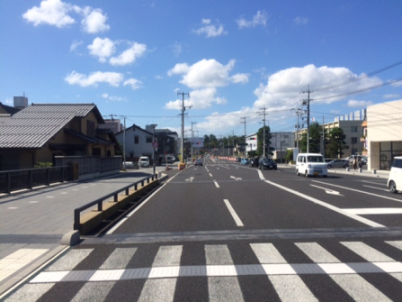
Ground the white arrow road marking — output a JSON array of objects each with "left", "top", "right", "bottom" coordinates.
[
  {"left": 310, "top": 184, "right": 342, "bottom": 196},
  {"left": 185, "top": 177, "right": 194, "bottom": 182},
  {"left": 230, "top": 176, "right": 242, "bottom": 181}
]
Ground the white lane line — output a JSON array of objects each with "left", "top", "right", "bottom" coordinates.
[
  {"left": 361, "top": 180, "right": 386, "bottom": 185},
  {"left": 106, "top": 183, "right": 167, "bottom": 234},
  {"left": 258, "top": 170, "right": 265, "bottom": 180},
  {"left": 217, "top": 165, "right": 229, "bottom": 169},
  {"left": 209, "top": 173, "right": 213, "bottom": 177},
  {"left": 214, "top": 181, "right": 220, "bottom": 188},
  {"left": 343, "top": 208, "right": 402, "bottom": 215},
  {"left": 362, "top": 185, "right": 388, "bottom": 192},
  {"left": 260, "top": 178, "right": 384, "bottom": 228},
  {"left": 312, "top": 180, "right": 402, "bottom": 203},
  {"left": 223, "top": 199, "right": 244, "bottom": 227}
]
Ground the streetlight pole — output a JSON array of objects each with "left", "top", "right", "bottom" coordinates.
[{"left": 151, "top": 124, "right": 157, "bottom": 175}]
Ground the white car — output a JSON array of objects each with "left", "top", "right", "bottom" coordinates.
[
  {"left": 138, "top": 156, "right": 150, "bottom": 167},
  {"left": 388, "top": 156, "right": 402, "bottom": 193},
  {"left": 296, "top": 153, "right": 328, "bottom": 177}
]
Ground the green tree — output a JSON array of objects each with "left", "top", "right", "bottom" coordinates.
[
  {"left": 300, "top": 122, "right": 322, "bottom": 153},
  {"left": 326, "top": 127, "right": 349, "bottom": 158}
]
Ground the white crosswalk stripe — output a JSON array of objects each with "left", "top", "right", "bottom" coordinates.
[
  {"left": 138, "top": 245, "right": 182, "bottom": 302},
  {"left": 3, "top": 240, "right": 402, "bottom": 301}
]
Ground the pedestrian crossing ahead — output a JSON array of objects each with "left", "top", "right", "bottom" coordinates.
[{"left": 4, "top": 239, "right": 402, "bottom": 301}]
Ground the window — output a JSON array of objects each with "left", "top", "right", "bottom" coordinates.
[
  {"left": 351, "top": 137, "right": 357, "bottom": 144},
  {"left": 146, "top": 137, "right": 152, "bottom": 143},
  {"left": 351, "top": 126, "right": 358, "bottom": 133},
  {"left": 134, "top": 136, "right": 139, "bottom": 144}
]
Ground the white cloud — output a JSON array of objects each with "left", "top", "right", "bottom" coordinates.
[
  {"left": 383, "top": 94, "right": 400, "bottom": 99},
  {"left": 347, "top": 100, "right": 372, "bottom": 107},
  {"left": 231, "top": 73, "right": 249, "bottom": 84},
  {"left": 196, "top": 108, "right": 255, "bottom": 133},
  {"left": 294, "top": 17, "right": 309, "bottom": 25},
  {"left": 88, "top": 37, "right": 116, "bottom": 62},
  {"left": 170, "top": 42, "right": 183, "bottom": 57},
  {"left": 22, "top": 0, "right": 110, "bottom": 33},
  {"left": 168, "top": 59, "right": 237, "bottom": 89},
  {"left": 102, "top": 93, "right": 125, "bottom": 102},
  {"left": 253, "top": 64, "right": 382, "bottom": 111},
  {"left": 70, "top": 40, "right": 83, "bottom": 51},
  {"left": 164, "top": 88, "right": 227, "bottom": 110},
  {"left": 109, "top": 43, "right": 147, "bottom": 66},
  {"left": 194, "top": 19, "right": 227, "bottom": 38},
  {"left": 123, "top": 78, "right": 142, "bottom": 90},
  {"left": 391, "top": 80, "right": 402, "bottom": 87},
  {"left": 4, "top": 98, "right": 12, "bottom": 105},
  {"left": 237, "top": 10, "right": 268, "bottom": 29},
  {"left": 64, "top": 71, "right": 123, "bottom": 87},
  {"left": 22, "top": 0, "right": 78, "bottom": 28},
  {"left": 80, "top": 7, "right": 110, "bottom": 33}
]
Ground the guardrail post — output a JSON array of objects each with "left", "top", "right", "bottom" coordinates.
[
  {"left": 7, "top": 173, "right": 11, "bottom": 194},
  {"left": 147, "top": 177, "right": 150, "bottom": 184},
  {"left": 98, "top": 201, "right": 103, "bottom": 211},
  {"left": 141, "top": 180, "right": 144, "bottom": 186},
  {"left": 114, "top": 193, "right": 118, "bottom": 202},
  {"left": 28, "top": 170, "right": 33, "bottom": 189},
  {"left": 135, "top": 183, "right": 138, "bottom": 190},
  {"left": 46, "top": 168, "right": 50, "bottom": 186},
  {"left": 74, "top": 209, "right": 80, "bottom": 230},
  {"left": 125, "top": 188, "right": 129, "bottom": 195}
]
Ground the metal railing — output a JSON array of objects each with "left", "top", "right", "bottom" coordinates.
[
  {"left": 55, "top": 156, "right": 122, "bottom": 175},
  {"left": 73, "top": 174, "right": 158, "bottom": 231},
  {"left": 0, "top": 166, "right": 71, "bottom": 194}
]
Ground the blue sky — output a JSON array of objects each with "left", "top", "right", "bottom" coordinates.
[{"left": 1, "top": 0, "right": 401, "bottom": 138}]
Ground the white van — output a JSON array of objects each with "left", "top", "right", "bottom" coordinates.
[
  {"left": 388, "top": 156, "right": 402, "bottom": 193},
  {"left": 138, "top": 156, "right": 150, "bottom": 167},
  {"left": 296, "top": 153, "right": 328, "bottom": 177}
]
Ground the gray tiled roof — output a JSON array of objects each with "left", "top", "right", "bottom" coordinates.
[{"left": 0, "top": 104, "right": 98, "bottom": 148}]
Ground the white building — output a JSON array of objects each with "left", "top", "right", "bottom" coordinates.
[
  {"left": 366, "top": 99, "right": 402, "bottom": 170},
  {"left": 115, "top": 124, "right": 154, "bottom": 161}
]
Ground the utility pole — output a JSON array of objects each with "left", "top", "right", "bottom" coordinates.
[
  {"left": 191, "top": 122, "right": 196, "bottom": 161},
  {"left": 302, "top": 86, "right": 313, "bottom": 153},
  {"left": 178, "top": 92, "right": 190, "bottom": 163},
  {"left": 322, "top": 116, "right": 325, "bottom": 157},
  {"left": 259, "top": 107, "right": 267, "bottom": 158},
  {"left": 123, "top": 116, "right": 126, "bottom": 169},
  {"left": 294, "top": 108, "right": 304, "bottom": 150},
  {"left": 240, "top": 117, "right": 247, "bottom": 157}
]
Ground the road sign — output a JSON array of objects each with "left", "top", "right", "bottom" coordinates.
[{"left": 152, "top": 141, "right": 158, "bottom": 148}]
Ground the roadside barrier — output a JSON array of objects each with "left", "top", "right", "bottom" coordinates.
[{"left": 73, "top": 174, "right": 159, "bottom": 235}]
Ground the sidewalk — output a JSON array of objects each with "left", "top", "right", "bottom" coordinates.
[{"left": 0, "top": 167, "right": 169, "bottom": 296}]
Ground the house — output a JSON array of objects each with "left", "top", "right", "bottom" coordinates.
[
  {"left": 0, "top": 103, "right": 118, "bottom": 170},
  {"left": 0, "top": 102, "right": 21, "bottom": 116},
  {"left": 115, "top": 124, "right": 155, "bottom": 163}
]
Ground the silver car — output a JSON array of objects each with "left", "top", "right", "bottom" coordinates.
[{"left": 327, "top": 159, "right": 349, "bottom": 169}]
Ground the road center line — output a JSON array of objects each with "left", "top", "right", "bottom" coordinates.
[
  {"left": 214, "top": 181, "right": 220, "bottom": 188},
  {"left": 209, "top": 173, "right": 213, "bottom": 177},
  {"left": 223, "top": 199, "right": 244, "bottom": 227}
]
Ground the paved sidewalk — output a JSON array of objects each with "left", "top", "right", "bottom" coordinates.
[{"left": 0, "top": 166, "right": 171, "bottom": 295}]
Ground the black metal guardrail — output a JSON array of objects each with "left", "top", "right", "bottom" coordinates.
[
  {"left": 0, "top": 166, "right": 71, "bottom": 194},
  {"left": 73, "top": 174, "right": 158, "bottom": 231}
]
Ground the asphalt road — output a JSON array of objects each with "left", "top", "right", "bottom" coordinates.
[{"left": 3, "top": 158, "right": 402, "bottom": 301}]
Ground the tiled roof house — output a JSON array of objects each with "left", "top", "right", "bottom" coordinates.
[{"left": 0, "top": 103, "right": 118, "bottom": 170}]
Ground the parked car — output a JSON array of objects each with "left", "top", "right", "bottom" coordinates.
[
  {"left": 240, "top": 158, "right": 250, "bottom": 165},
  {"left": 259, "top": 158, "right": 277, "bottom": 170},
  {"left": 195, "top": 158, "right": 203, "bottom": 166},
  {"left": 122, "top": 161, "right": 134, "bottom": 169},
  {"left": 296, "top": 153, "right": 328, "bottom": 177},
  {"left": 327, "top": 159, "right": 349, "bottom": 169},
  {"left": 249, "top": 157, "right": 259, "bottom": 168},
  {"left": 388, "top": 156, "right": 402, "bottom": 193}
]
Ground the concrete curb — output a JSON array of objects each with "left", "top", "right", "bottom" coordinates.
[{"left": 60, "top": 230, "right": 81, "bottom": 246}]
